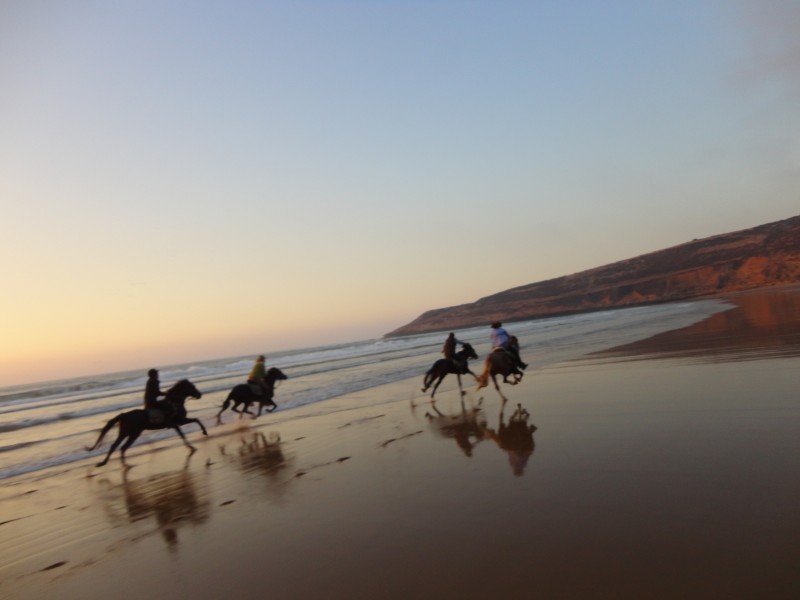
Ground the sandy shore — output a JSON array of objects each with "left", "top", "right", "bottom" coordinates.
[{"left": 2, "top": 288, "right": 799, "bottom": 599}]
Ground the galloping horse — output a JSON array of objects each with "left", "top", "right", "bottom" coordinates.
[
  {"left": 475, "top": 338, "right": 524, "bottom": 402},
  {"left": 217, "top": 367, "right": 288, "bottom": 421},
  {"left": 87, "top": 379, "right": 207, "bottom": 467},
  {"left": 421, "top": 343, "right": 479, "bottom": 400}
]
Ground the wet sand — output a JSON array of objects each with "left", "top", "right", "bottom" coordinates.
[{"left": 2, "top": 287, "right": 799, "bottom": 599}]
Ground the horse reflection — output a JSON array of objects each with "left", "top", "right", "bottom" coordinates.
[
  {"left": 425, "top": 401, "right": 487, "bottom": 457},
  {"left": 219, "top": 432, "right": 294, "bottom": 492},
  {"left": 483, "top": 403, "right": 537, "bottom": 476},
  {"left": 97, "top": 462, "right": 210, "bottom": 550}
]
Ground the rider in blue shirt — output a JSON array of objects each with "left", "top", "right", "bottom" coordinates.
[{"left": 490, "top": 322, "right": 527, "bottom": 370}]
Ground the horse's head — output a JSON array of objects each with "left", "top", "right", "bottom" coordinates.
[
  {"left": 462, "top": 343, "right": 479, "bottom": 361},
  {"left": 167, "top": 379, "right": 202, "bottom": 401},
  {"left": 267, "top": 367, "right": 288, "bottom": 382}
]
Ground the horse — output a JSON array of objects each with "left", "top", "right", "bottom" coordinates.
[
  {"left": 87, "top": 379, "right": 207, "bottom": 467},
  {"left": 216, "top": 367, "right": 288, "bottom": 421},
  {"left": 475, "top": 340, "right": 524, "bottom": 402},
  {"left": 421, "top": 343, "right": 479, "bottom": 400}
]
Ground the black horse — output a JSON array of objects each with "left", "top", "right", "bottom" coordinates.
[
  {"left": 421, "top": 343, "right": 479, "bottom": 400},
  {"left": 87, "top": 379, "right": 207, "bottom": 467},
  {"left": 217, "top": 367, "right": 288, "bottom": 421}
]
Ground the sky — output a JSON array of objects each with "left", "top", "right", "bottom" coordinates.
[{"left": 1, "top": 1, "right": 798, "bottom": 387}]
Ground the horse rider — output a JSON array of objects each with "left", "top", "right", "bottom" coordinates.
[
  {"left": 143, "top": 368, "right": 171, "bottom": 423},
  {"left": 442, "top": 332, "right": 466, "bottom": 367},
  {"left": 490, "top": 322, "right": 528, "bottom": 370},
  {"left": 248, "top": 355, "right": 270, "bottom": 395}
]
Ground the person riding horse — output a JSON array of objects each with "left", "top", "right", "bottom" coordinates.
[
  {"left": 442, "top": 332, "right": 466, "bottom": 366},
  {"left": 144, "top": 368, "right": 175, "bottom": 424},
  {"left": 490, "top": 322, "right": 527, "bottom": 370},
  {"left": 247, "top": 355, "right": 270, "bottom": 396},
  {"left": 421, "top": 342, "right": 479, "bottom": 399}
]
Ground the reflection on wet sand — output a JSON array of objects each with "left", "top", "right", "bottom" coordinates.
[
  {"left": 424, "top": 401, "right": 487, "bottom": 457},
  {"left": 95, "top": 461, "right": 210, "bottom": 550},
  {"left": 423, "top": 400, "right": 538, "bottom": 475},
  {"left": 217, "top": 432, "right": 295, "bottom": 498},
  {"left": 483, "top": 403, "right": 537, "bottom": 477},
  {"left": 590, "top": 287, "right": 800, "bottom": 363}
]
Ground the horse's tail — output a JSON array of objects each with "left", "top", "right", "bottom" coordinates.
[
  {"left": 476, "top": 358, "right": 491, "bottom": 390},
  {"left": 86, "top": 413, "right": 123, "bottom": 451},
  {"left": 422, "top": 367, "right": 435, "bottom": 390},
  {"left": 217, "top": 392, "right": 233, "bottom": 417}
]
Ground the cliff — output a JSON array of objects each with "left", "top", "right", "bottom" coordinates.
[{"left": 385, "top": 215, "right": 800, "bottom": 337}]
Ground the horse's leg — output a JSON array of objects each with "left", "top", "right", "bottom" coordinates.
[
  {"left": 491, "top": 374, "right": 508, "bottom": 403},
  {"left": 118, "top": 429, "right": 142, "bottom": 465},
  {"left": 178, "top": 417, "right": 208, "bottom": 436},
  {"left": 97, "top": 429, "right": 126, "bottom": 467},
  {"left": 430, "top": 374, "right": 446, "bottom": 400},
  {"left": 456, "top": 373, "right": 466, "bottom": 397},
  {"left": 171, "top": 425, "right": 196, "bottom": 452},
  {"left": 466, "top": 368, "right": 480, "bottom": 382},
  {"left": 508, "top": 369, "right": 523, "bottom": 385}
]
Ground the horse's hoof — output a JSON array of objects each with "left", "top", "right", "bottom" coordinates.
[
  {"left": 95, "top": 462, "right": 106, "bottom": 468},
  {"left": 188, "top": 446, "right": 197, "bottom": 454}
]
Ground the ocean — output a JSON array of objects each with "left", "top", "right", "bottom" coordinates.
[{"left": 0, "top": 299, "right": 729, "bottom": 481}]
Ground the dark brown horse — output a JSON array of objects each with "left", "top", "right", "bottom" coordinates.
[
  {"left": 421, "top": 343, "right": 479, "bottom": 400},
  {"left": 475, "top": 340, "right": 524, "bottom": 402},
  {"left": 216, "top": 367, "right": 287, "bottom": 421},
  {"left": 87, "top": 379, "right": 207, "bottom": 467}
]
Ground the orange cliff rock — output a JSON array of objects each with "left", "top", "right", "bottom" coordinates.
[{"left": 385, "top": 215, "right": 800, "bottom": 337}]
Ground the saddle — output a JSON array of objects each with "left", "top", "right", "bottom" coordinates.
[
  {"left": 146, "top": 401, "right": 176, "bottom": 425},
  {"left": 450, "top": 358, "right": 468, "bottom": 373},
  {"left": 146, "top": 408, "right": 167, "bottom": 425}
]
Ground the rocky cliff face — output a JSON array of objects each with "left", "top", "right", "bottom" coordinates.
[{"left": 386, "top": 215, "right": 800, "bottom": 337}]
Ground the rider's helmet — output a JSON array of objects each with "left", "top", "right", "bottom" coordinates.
[
  {"left": 491, "top": 321, "right": 502, "bottom": 329},
  {"left": 147, "top": 368, "right": 158, "bottom": 377}
]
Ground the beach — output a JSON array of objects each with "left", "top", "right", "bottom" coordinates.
[{"left": 1, "top": 287, "right": 799, "bottom": 599}]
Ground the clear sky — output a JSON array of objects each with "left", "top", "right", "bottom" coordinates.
[{"left": 1, "top": 1, "right": 798, "bottom": 387}]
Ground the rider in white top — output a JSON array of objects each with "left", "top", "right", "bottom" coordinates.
[
  {"left": 490, "top": 322, "right": 527, "bottom": 370},
  {"left": 491, "top": 324, "right": 511, "bottom": 349}
]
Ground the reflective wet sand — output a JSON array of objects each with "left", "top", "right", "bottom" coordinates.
[{"left": 2, "top": 287, "right": 799, "bottom": 599}]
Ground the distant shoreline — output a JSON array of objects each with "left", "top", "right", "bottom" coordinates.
[{"left": 385, "top": 281, "right": 800, "bottom": 338}]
